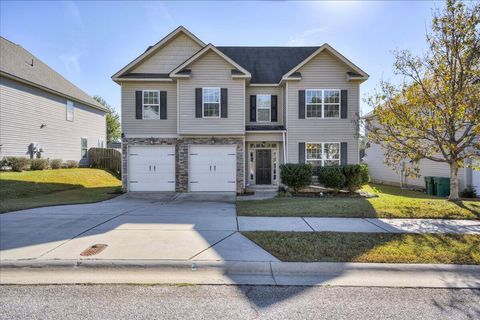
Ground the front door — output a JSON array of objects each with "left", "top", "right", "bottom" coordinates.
[{"left": 256, "top": 149, "right": 272, "bottom": 185}]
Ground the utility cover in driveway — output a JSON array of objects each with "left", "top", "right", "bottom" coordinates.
[
  {"left": 128, "top": 146, "right": 175, "bottom": 191},
  {"left": 189, "top": 145, "right": 236, "bottom": 192}
]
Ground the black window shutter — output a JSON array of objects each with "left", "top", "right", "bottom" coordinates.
[
  {"left": 298, "top": 90, "right": 305, "bottom": 119},
  {"left": 160, "top": 91, "right": 167, "bottom": 119},
  {"left": 341, "top": 142, "right": 348, "bottom": 165},
  {"left": 135, "top": 91, "right": 142, "bottom": 120},
  {"left": 221, "top": 88, "right": 228, "bottom": 118},
  {"left": 195, "top": 88, "right": 202, "bottom": 118},
  {"left": 341, "top": 90, "right": 348, "bottom": 119},
  {"left": 250, "top": 95, "right": 257, "bottom": 122},
  {"left": 298, "top": 142, "right": 306, "bottom": 164},
  {"left": 271, "top": 95, "right": 278, "bottom": 122}
]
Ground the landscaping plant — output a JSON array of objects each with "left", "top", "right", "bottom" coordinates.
[
  {"left": 3, "top": 157, "right": 30, "bottom": 172},
  {"left": 316, "top": 166, "right": 345, "bottom": 191},
  {"left": 64, "top": 160, "right": 79, "bottom": 168},
  {"left": 49, "top": 159, "right": 63, "bottom": 169},
  {"left": 279, "top": 163, "right": 313, "bottom": 193},
  {"left": 30, "top": 159, "right": 49, "bottom": 170}
]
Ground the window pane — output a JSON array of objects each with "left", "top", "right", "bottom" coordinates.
[
  {"left": 143, "top": 105, "right": 159, "bottom": 119},
  {"left": 204, "top": 103, "right": 219, "bottom": 117},
  {"left": 306, "top": 90, "right": 322, "bottom": 104},
  {"left": 203, "top": 88, "right": 220, "bottom": 103},
  {"left": 144, "top": 91, "right": 159, "bottom": 105},
  {"left": 324, "top": 90, "right": 339, "bottom": 103},
  {"left": 257, "top": 95, "right": 271, "bottom": 108},
  {"left": 307, "top": 104, "right": 322, "bottom": 117},
  {"left": 307, "top": 160, "right": 321, "bottom": 168},
  {"left": 258, "top": 108, "right": 270, "bottom": 122},
  {"left": 66, "top": 100, "right": 74, "bottom": 121},
  {"left": 306, "top": 143, "right": 321, "bottom": 160},
  {"left": 81, "top": 138, "right": 87, "bottom": 148},
  {"left": 324, "top": 143, "right": 339, "bottom": 159},
  {"left": 324, "top": 160, "right": 340, "bottom": 166},
  {"left": 324, "top": 104, "right": 339, "bottom": 118}
]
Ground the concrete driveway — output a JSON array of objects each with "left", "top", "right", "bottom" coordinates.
[{"left": 0, "top": 193, "right": 278, "bottom": 262}]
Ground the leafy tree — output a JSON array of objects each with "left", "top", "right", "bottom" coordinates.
[
  {"left": 366, "top": 0, "right": 480, "bottom": 201},
  {"left": 94, "top": 95, "right": 121, "bottom": 144}
]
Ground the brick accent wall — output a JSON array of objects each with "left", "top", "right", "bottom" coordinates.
[{"left": 122, "top": 136, "right": 244, "bottom": 193}]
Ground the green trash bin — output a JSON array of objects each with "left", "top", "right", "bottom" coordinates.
[
  {"left": 433, "top": 177, "right": 450, "bottom": 197},
  {"left": 424, "top": 176, "right": 435, "bottom": 195}
]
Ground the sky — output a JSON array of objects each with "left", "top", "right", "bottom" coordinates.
[{"left": 0, "top": 1, "right": 445, "bottom": 115}]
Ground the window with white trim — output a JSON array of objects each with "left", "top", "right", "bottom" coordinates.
[
  {"left": 306, "top": 89, "right": 340, "bottom": 118},
  {"left": 66, "top": 100, "right": 74, "bottom": 121},
  {"left": 143, "top": 90, "right": 160, "bottom": 120},
  {"left": 257, "top": 94, "right": 271, "bottom": 122},
  {"left": 202, "top": 88, "right": 220, "bottom": 118},
  {"left": 81, "top": 138, "right": 88, "bottom": 159},
  {"left": 306, "top": 143, "right": 340, "bottom": 167}
]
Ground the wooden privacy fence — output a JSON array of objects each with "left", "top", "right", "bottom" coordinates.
[{"left": 88, "top": 147, "right": 121, "bottom": 178}]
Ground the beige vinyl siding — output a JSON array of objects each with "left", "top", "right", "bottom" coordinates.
[
  {"left": 131, "top": 33, "right": 202, "bottom": 74},
  {"left": 245, "top": 86, "right": 284, "bottom": 126},
  {"left": 121, "top": 82, "right": 177, "bottom": 136},
  {"left": 364, "top": 142, "right": 467, "bottom": 190},
  {"left": 245, "top": 132, "right": 283, "bottom": 142},
  {"left": 0, "top": 76, "right": 106, "bottom": 163},
  {"left": 286, "top": 51, "right": 360, "bottom": 164},
  {"left": 178, "top": 50, "right": 245, "bottom": 135}
]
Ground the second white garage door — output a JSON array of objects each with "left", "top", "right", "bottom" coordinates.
[
  {"left": 128, "top": 145, "right": 175, "bottom": 191},
  {"left": 189, "top": 145, "right": 237, "bottom": 192}
]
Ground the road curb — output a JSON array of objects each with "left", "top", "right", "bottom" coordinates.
[{"left": 1, "top": 260, "right": 479, "bottom": 288}]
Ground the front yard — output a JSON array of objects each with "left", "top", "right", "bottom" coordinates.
[
  {"left": 0, "top": 168, "right": 122, "bottom": 213},
  {"left": 243, "top": 232, "right": 480, "bottom": 264},
  {"left": 237, "top": 184, "right": 480, "bottom": 219}
]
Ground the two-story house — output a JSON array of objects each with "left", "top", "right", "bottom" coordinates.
[{"left": 112, "top": 26, "right": 368, "bottom": 193}]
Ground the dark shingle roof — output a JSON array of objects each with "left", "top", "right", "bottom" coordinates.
[
  {"left": 0, "top": 37, "right": 106, "bottom": 111},
  {"left": 217, "top": 47, "right": 319, "bottom": 84}
]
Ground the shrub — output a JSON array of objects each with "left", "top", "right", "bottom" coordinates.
[
  {"left": 30, "top": 158, "right": 49, "bottom": 170},
  {"left": 280, "top": 163, "right": 313, "bottom": 193},
  {"left": 3, "top": 157, "right": 30, "bottom": 172},
  {"left": 64, "top": 160, "right": 79, "bottom": 168},
  {"left": 316, "top": 166, "right": 346, "bottom": 190},
  {"left": 359, "top": 163, "right": 370, "bottom": 185},
  {"left": 342, "top": 165, "right": 365, "bottom": 192},
  {"left": 461, "top": 186, "right": 477, "bottom": 198},
  {"left": 50, "top": 159, "right": 63, "bottom": 169}
]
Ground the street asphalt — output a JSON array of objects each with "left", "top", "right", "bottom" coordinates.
[{"left": 1, "top": 285, "right": 479, "bottom": 320}]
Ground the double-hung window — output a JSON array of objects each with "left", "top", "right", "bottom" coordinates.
[
  {"left": 143, "top": 90, "right": 160, "bottom": 120},
  {"left": 306, "top": 142, "right": 340, "bottom": 167},
  {"left": 81, "top": 138, "right": 88, "bottom": 159},
  {"left": 257, "top": 95, "right": 271, "bottom": 122},
  {"left": 305, "top": 89, "right": 340, "bottom": 118},
  {"left": 66, "top": 100, "right": 74, "bottom": 121},
  {"left": 202, "top": 88, "right": 220, "bottom": 118}
]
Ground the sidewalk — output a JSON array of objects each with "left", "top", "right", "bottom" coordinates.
[{"left": 238, "top": 217, "right": 480, "bottom": 234}]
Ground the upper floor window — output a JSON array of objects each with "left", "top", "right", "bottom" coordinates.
[
  {"left": 306, "top": 142, "right": 340, "bottom": 167},
  {"left": 306, "top": 89, "right": 340, "bottom": 118},
  {"left": 202, "top": 88, "right": 220, "bottom": 118},
  {"left": 66, "top": 100, "right": 74, "bottom": 121},
  {"left": 143, "top": 90, "right": 160, "bottom": 120},
  {"left": 81, "top": 138, "right": 88, "bottom": 159},
  {"left": 257, "top": 95, "right": 271, "bottom": 122}
]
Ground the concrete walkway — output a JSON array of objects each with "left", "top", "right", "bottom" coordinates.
[{"left": 238, "top": 217, "right": 480, "bottom": 234}]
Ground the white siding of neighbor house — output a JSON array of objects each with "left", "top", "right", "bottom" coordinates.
[
  {"left": 121, "top": 81, "right": 177, "bottom": 136},
  {"left": 178, "top": 50, "right": 245, "bottom": 135},
  {"left": 245, "top": 86, "right": 284, "bottom": 126},
  {"left": 0, "top": 76, "right": 106, "bottom": 163},
  {"left": 131, "top": 33, "right": 203, "bottom": 74},
  {"left": 286, "top": 51, "right": 360, "bottom": 164},
  {"left": 364, "top": 142, "right": 468, "bottom": 190}
]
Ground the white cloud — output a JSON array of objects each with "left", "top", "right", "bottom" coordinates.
[
  {"left": 287, "top": 27, "right": 327, "bottom": 46},
  {"left": 60, "top": 51, "right": 82, "bottom": 74}
]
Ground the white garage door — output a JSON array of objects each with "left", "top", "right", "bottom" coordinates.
[
  {"left": 128, "top": 146, "right": 175, "bottom": 191},
  {"left": 189, "top": 145, "right": 236, "bottom": 192}
]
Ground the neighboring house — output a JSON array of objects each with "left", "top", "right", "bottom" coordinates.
[
  {"left": 112, "top": 26, "right": 368, "bottom": 193},
  {"left": 364, "top": 112, "right": 480, "bottom": 195},
  {"left": 0, "top": 37, "right": 107, "bottom": 165}
]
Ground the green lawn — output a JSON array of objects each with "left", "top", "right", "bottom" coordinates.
[
  {"left": 0, "top": 168, "right": 122, "bottom": 213},
  {"left": 237, "top": 184, "right": 480, "bottom": 219},
  {"left": 243, "top": 231, "right": 480, "bottom": 264}
]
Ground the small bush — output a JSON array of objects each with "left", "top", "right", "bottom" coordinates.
[
  {"left": 461, "top": 186, "right": 477, "bottom": 198},
  {"left": 30, "top": 158, "right": 49, "bottom": 170},
  {"left": 359, "top": 163, "right": 370, "bottom": 185},
  {"left": 317, "top": 166, "right": 346, "bottom": 190},
  {"left": 64, "top": 160, "right": 79, "bottom": 168},
  {"left": 342, "top": 165, "right": 365, "bottom": 192},
  {"left": 3, "top": 157, "right": 30, "bottom": 172},
  {"left": 280, "top": 163, "right": 313, "bottom": 193},
  {"left": 50, "top": 159, "right": 63, "bottom": 169}
]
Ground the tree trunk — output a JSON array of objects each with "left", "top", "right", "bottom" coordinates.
[{"left": 449, "top": 162, "right": 460, "bottom": 201}]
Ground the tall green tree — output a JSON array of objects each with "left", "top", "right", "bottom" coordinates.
[
  {"left": 93, "top": 95, "right": 121, "bottom": 144},
  {"left": 366, "top": 0, "right": 480, "bottom": 201}
]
